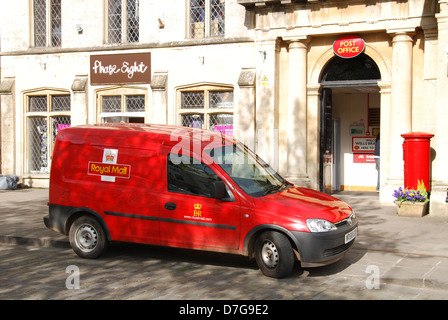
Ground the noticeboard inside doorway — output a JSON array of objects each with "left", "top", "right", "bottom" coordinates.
[{"left": 352, "top": 136, "right": 376, "bottom": 153}]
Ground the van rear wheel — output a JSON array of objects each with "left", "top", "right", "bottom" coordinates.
[
  {"left": 69, "top": 216, "right": 108, "bottom": 259},
  {"left": 254, "top": 231, "right": 294, "bottom": 278}
]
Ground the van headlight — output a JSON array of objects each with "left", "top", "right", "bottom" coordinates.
[{"left": 306, "top": 219, "right": 336, "bottom": 232}]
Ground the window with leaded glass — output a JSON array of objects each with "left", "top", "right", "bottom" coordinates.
[
  {"left": 26, "top": 93, "right": 71, "bottom": 174},
  {"left": 190, "top": 0, "right": 225, "bottom": 39},
  {"left": 99, "top": 92, "right": 146, "bottom": 123},
  {"left": 33, "top": 0, "right": 62, "bottom": 48},
  {"left": 126, "top": 95, "right": 146, "bottom": 112},
  {"left": 50, "top": 0, "right": 62, "bottom": 46},
  {"left": 179, "top": 87, "right": 233, "bottom": 136},
  {"left": 108, "top": 0, "right": 140, "bottom": 44},
  {"left": 102, "top": 96, "right": 122, "bottom": 113}
]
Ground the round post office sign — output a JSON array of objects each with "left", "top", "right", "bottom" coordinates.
[{"left": 333, "top": 35, "right": 365, "bottom": 59}]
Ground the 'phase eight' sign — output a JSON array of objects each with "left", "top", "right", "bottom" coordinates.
[{"left": 90, "top": 53, "right": 151, "bottom": 85}]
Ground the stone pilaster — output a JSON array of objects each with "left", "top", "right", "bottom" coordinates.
[
  {"left": 71, "top": 75, "right": 88, "bottom": 126},
  {"left": 236, "top": 68, "right": 256, "bottom": 151},
  {"left": 150, "top": 72, "right": 168, "bottom": 124},
  {"left": 0, "top": 78, "right": 15, "bottom": 175},
  {"left": 285, "top": 39, "right": 311, "bottom": 187}
]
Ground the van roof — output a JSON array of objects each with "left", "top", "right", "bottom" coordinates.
[{"left": 56, "top": 123, "right": 236, "bottom": 150}]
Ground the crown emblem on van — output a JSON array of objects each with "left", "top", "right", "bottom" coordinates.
[{"left": 194, "top": 203, "right": 202, "bottom": 210}]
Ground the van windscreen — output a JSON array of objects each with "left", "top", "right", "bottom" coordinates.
[{"left": 205, "top": 143, "right": 292, "bottom": 197}]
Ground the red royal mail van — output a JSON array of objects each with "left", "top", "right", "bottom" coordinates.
[{"left": 44, "top": 123, "right": 357, "bottom": 278}]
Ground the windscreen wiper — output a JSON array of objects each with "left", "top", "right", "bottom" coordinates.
[{"left": 263, "top": 181, "right": 288, "bottom": 195}]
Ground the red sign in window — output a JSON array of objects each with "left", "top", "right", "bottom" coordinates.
[{"left": 353, "top": 153, "right": 375, "bottom": 164}]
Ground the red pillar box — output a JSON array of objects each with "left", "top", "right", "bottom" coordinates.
[{"left": 401, "top": 132, "right": 434, "bottom": 191}]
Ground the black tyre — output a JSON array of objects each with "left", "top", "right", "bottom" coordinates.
[
  {"left": 69, "top": 215, "right": 109, "bottom": 259},
  {"left": 254, "top": 231, "right": 294, "bottom": 278}
]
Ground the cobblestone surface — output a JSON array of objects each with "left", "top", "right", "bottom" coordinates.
[
  {"left": 1, "top": 240, "right": 448, "bottom": 300},
  {"left": 1, "top": 189, "right": 448, "bottom": 302}
]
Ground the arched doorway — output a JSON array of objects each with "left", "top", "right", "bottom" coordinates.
[{"left": 319, "top": 53, "right": 381, "bottom": 193}]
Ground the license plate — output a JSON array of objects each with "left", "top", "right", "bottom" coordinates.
[{"left": 345, "top": 227, "right": 357, "bottom": 244}]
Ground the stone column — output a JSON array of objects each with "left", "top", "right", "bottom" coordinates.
[
  {"left": 387, "top": 30, "right": 415, "bottom": 186},
  {"left": 285, "top": 39, "right": 310, "bottom": 187}
]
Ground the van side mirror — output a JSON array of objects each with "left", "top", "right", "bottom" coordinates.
[{"left": 210, "top": 180, "right": 227, "bottom": 199}]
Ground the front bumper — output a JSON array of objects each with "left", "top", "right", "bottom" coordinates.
[{"left": 291, "top": 220, "right": 358, "bottom": 267}]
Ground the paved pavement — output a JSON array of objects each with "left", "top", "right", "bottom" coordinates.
[{"left": 1, "top": 188, "right": 448, "bottom": 302}]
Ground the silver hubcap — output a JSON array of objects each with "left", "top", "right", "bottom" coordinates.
[
  {"left": 261, "top": 240, "right": 279, "bottom": 269},
  {"left": 75, "top": 224, "right": 98, "bottom": 253}
]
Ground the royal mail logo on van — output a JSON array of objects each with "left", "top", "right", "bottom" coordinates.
[
  {"left": 194, "top": 203, "right": 203, "bottom": 217},
  {"left": 88, "top": 162, "right": 130, "bottom": 178},
  {"left": 87, "top": 148, "right": 131, "bottom": 182}
]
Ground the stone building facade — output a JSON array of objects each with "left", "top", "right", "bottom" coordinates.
[{"left": 1, "top": 0, "right": 448, "bottom": 216}]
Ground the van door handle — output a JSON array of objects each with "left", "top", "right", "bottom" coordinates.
[{"left": 165, "top": 202, "right": 176, "bottom": 210}]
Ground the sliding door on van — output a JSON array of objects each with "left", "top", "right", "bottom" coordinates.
[{"left": 159, "top": 147, "right": 241, "bottom": 250}]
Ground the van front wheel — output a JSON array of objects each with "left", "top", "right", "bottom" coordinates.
[
  {"left": 254, "top": 231, "right": 294, "bottom": 278},
  {"left": 69, "top": 216, "right": 108, "bottom": 259}
]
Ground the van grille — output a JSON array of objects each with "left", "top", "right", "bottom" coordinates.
[
  {"left": 334, "top": 214, "right": 355, "bottom": 228},
  {"left": 335, "top": 220, "right": 348, "bottom": 227},
  {"left": 323, "top": 240, "right": 354, "bottom": 257}
]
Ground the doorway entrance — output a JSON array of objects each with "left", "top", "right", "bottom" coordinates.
[{"left": 319, "top": 53, "right": 381, "bottom": 193}]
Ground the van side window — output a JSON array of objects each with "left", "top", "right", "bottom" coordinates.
[{"left": 167, "top": 154, "right": 221, "bottom": 197}]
